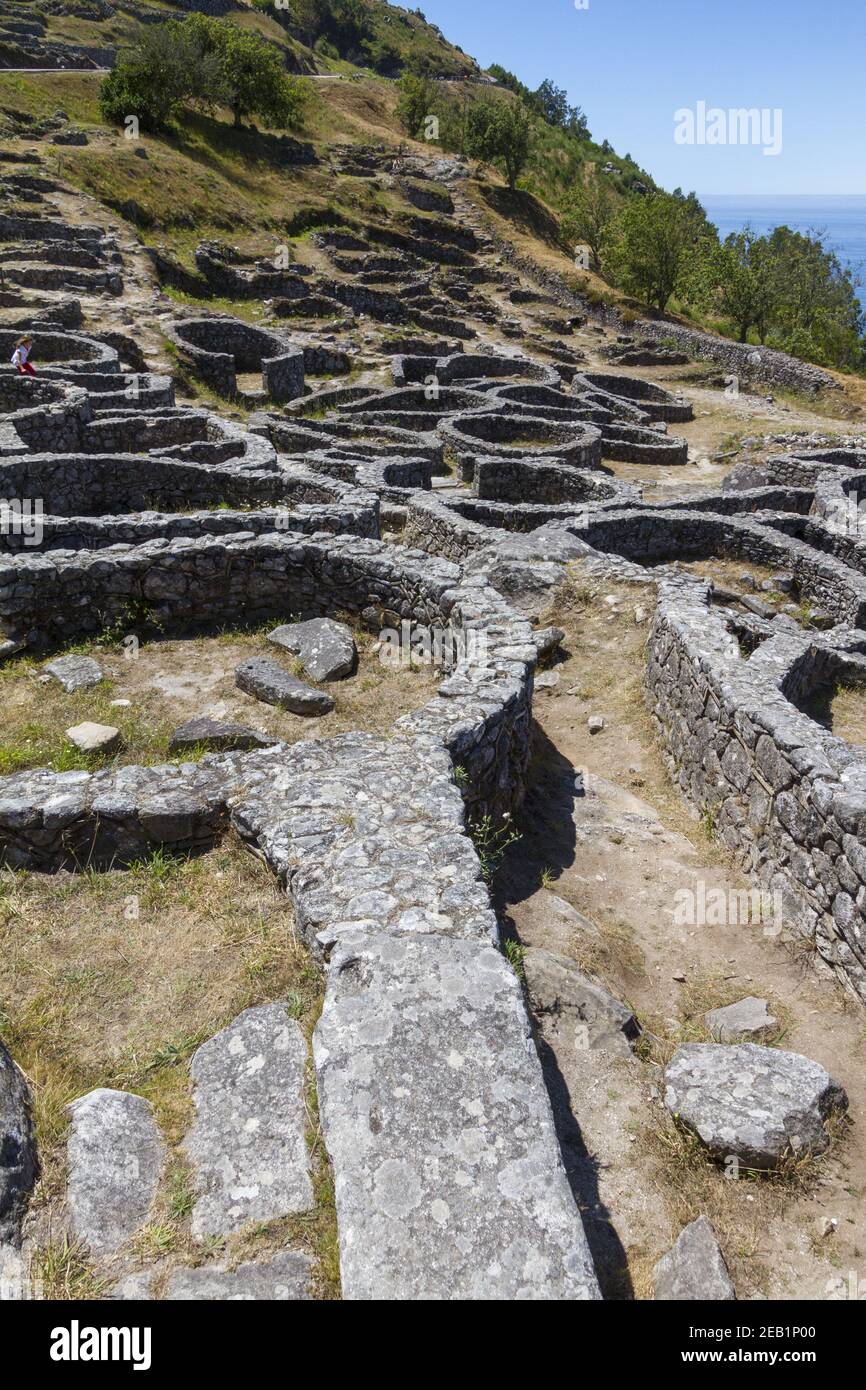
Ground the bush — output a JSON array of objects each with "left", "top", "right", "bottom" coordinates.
[{"left": 362, "top": 36, "right": 401, "bottom": 75}]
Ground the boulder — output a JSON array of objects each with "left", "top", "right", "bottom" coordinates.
[
  {"left": 168, "top": 718, "right": 279, "bottom": 754},
  {"left": 533, "top": 625, "right": 565, "bottom": 661},
  {"left": 43, "top": 656, "right": 104, "bottom": 693},
  {"left": 704, "top": 997, "right": 778, "bottom": 1043},
  {"left": 267, "top": 618, "right": 357, "bottom": 681},
  {"left": 0, "top": 1041, "right": 38, "bottom": 1246},
  {"left": 66, "top": 1089, "right": 166, "bottom": 1255},
  {"left": 64, "top": 722, "right": 121, "bottom": 754},
  {"left": 184, "top": 1005, "right": 313, "bottom": 1241},
  {"left": 235, "top": 658, "right": 334, "bottom": 716},
  {"left": 653, "top": 1216, "right": 735, "bottom": 1301},
  {"left": 663, "top": 1044, "right": 848, "bottom": 1170},
  {"left": 523, "top": 947, "right": 640, "bottom": 1055},
  {"left": 741, "top": 594, "right": 776, "bottom": 620}
]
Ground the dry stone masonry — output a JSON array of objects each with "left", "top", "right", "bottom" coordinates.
[{"left": 1, "top": 141, "right": 862, "bottom": 1303}]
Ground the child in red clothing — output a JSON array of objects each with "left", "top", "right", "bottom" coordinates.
[{"left": 11, "top": 336, "right": 35, "bottom": 376}]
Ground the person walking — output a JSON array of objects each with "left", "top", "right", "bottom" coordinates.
[{"left": 11, "top": 336, "right": 35, "bottom": 376}]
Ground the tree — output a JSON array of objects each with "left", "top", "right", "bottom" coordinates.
[
  {"left": 287, "top": 0, "right": 328, "bottom": 44},
  {"left": 705, "top": 228, "right": 778, "bottom": 342},
  {"left": 487, "top": 63, "right": 533, "bottom": 105},
  {"left": 395, "top": 71, "right": 435, "bottom": 139},
  {"left": 99, "top": 21, "right": 211, "bottom": 130},
  {"left": 534, "top": 78, "right": 569, "bottom": 128},
  {"left": 319, "top": 0, "right": 371, "bottom": 53},
  {"left": 763, "top": 226, "right": 864, "bottom": 367},
  {"left": 101, "top": 16, "right": 306, "bottom": 133},
  {"left": 565, "top": 104, "right": 590, "bottom": 139},
  {"left": 561, "top": 179, "right": 617, "bottom": 269},
  {"left": 465, "top": 96, "right": 530, "bottom": 188},
  {"left": 604, "top": 192, "right": 710, "bottom": 312},
  {"left": 222, "top": 25, "right": 305, "bottom": 128}
]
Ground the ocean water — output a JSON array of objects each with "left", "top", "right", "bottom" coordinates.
[{"left": 698, "top": 194, "right": 866, "bottom": 309}]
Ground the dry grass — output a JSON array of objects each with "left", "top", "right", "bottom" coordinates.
[
  {"left": 815, "top": 680, "right": 866, "bottom": 746},
  {"left": 0, "top": 832, "right": 340, "bottom": 1296},
  {"left": 637, "top": 969, "right": 792, "bottom": 1060},
  {"left": 0, "top": 622, "right": 438, "bottom": 776},
  {"left": 546, "top": 565, "right": 739, "bottom": 861},
  {"left": 640, "top": 1101, "right": 849, "bottom": 1297}
]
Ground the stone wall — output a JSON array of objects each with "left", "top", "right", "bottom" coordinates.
[
  {"left": 167, "top": 318, "right": 305, "bottom": 402},
  {"left": 645, "top": 579, "right": 866, "bottom": 1003},
  {"left": 0, "top": 531, "right": 532, "bottom": 814},
  {"left": 483, "top": 224, "right": 837, "bottom": 397},
  {"left": 572, "top": 507, "right": 866, "bottom": 627}
]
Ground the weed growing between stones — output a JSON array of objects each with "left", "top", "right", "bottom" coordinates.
[{"left": 469, "top": 811, "right": 521, "bottom": 883}]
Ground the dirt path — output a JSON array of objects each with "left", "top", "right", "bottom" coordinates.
[{"left": 498, "top": 573, "right": 866, "bottom": 1300}]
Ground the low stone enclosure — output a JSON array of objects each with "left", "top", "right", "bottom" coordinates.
[{"left": 166, "top": 318, "right": 306, "bottom": 404}]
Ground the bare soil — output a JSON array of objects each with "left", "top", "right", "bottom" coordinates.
[{"left": 499, "top": 572, "right": 866, "bottom": 1300}]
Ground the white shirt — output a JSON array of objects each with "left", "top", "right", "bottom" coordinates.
[{"left": 11, "top": 345, "right": 30, "bottom": 366}]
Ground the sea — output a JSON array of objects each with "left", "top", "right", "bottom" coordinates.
[{"left": 698, "top": 194, "right": 866, "bottom": 310}]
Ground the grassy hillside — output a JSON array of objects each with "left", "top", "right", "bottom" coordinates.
[
  {"left": 0, "top": 59, "right": 635, "bottom": 325},
  {"left": 17, "top": 0, "right": 651, "bottom": 213},
  {"left": 0, "top": 2, "right": 661, "bottom": 330}
]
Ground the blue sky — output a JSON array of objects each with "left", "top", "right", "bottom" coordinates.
[{"left": 413, "top": 0, "right": 866, "bottom": 195}]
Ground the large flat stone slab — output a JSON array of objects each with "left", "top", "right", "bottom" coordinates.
[
  {"left": 66, "top": 1089, "right": 166, "bottom": 1255},
  {"left": 268, "top": 618, "right": 357, "bottom": 681},
  {"left": 0, "top": 1041, "right": 38, "bottom": 1246},
  {"left": 185, "top": 1004, "right": 313, "bottom": 1241},
  {"left": 111, "top": 1251, "right": 312, "bottom": 1301},
  {"left": 168, "top": 718, "right": 279, "bottom": 754},
  {"left": 314, "top": 930, "right": 600, "bottom": 1300},
  {"left": 43, "top": 655, "right": 104, "bottom": 693},
  {"left": 235, "top": 658, "right": 334, "bottom": 716},
  {"left": 664, "top": 1043, "right": 848, "bottom": 1170},
  {"left": 704, "top": 997, "right": 778, "bottom": 1042},
  {"left": 166, "top": 1252, "right": 312, "bottom": 1300}
]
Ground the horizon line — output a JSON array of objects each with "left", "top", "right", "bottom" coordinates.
[{"left": 695, "top": 191, "right": 866, "bottom": 198}]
